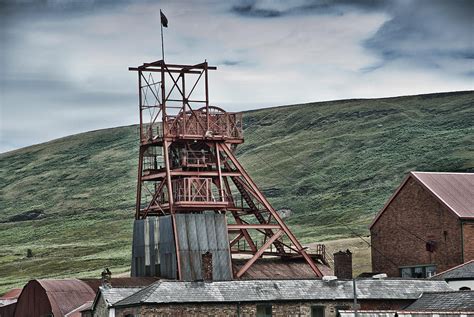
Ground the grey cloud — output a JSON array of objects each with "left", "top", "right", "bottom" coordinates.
[
  {"left": 2, "top": 73, "right": 135, "bottom": 113},
  {"left": 0, "top": 0, "right": 141, "bottom": 14},
  {"left": 363, "top": 0, "right": 474, "bottom": 74},
  {"left": 230, "top": 0, "right": 389, "bottom": 18},
  {"left": 219, "top": 59, "right": 243, "bottom": 66},
  {"left": 1, "top": 0, "right": 473, "bottom": 152},
  {"left": 230, "top": 0, "right": 474, "bottom": 78},
  {"left": 232, "top": 4, "right": 282, "bottom": 18}
]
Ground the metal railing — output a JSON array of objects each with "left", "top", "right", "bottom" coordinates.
[{"left": 164, "top": 110, "right": 243, "bottom": 139}]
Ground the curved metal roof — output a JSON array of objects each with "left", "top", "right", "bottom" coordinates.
[
  {"left": 37, "top": 279, "right": 96, "bottom": 317},
  {"left": 14, "top": 277, "right": 159, "bottom": 317},
  {"left": 14, "top": 279, "right": 96, "bottom": 317}
]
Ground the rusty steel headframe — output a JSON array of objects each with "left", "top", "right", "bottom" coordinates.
[{"left": 129, "top": 60, "right": 324, "bottom": 279}]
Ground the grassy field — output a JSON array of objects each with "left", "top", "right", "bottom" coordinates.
[{"left": 1, "top": 91, "right": 473, "bottom": 294}]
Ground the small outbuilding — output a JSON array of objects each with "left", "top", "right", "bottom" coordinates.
[
  {"left": 11, "top": 277, "right": 158, "bottom": 317},
  {"left": 431, "top": 260, "right": 474, "bottom": 290},
  {"left": 0, "top": 288, "right": 21, "bottom": 317},
  {"left": 370, "top": 172, "right": 474, "bottom": 277},
  {"left": 87, "top": 287, "right": 142, "bottom": 317},
  {"left": 404, "top": 290, "right": 474, "bottom": 312},
  {"left": 14, "top": 279, "right": 96, "bottom": 317}
]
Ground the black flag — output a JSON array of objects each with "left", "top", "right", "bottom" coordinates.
[{"left": 160, "top": 10, "right": 168, "bottom": 28}]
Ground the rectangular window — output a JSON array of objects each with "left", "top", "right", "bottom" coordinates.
[
  {"left": 400, "top": 267, "right": 412, "bottom": 277},
  {"left": 256, "top": 304, "right": 272, "bottom": 317},
  {"left": 399, "top": 265, "right": 436, "bottom": 278},
  {"left": 425, "top": 265, "right": 436, "bottom": 277},
  {"left": 311, "top": 306, "right": 325, "bottom": 317},
  {"left": 413, "top": 266, "right": 423, "bottom": 278}
]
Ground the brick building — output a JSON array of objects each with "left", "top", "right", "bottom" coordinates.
[{"left": 370, "top": 172, "right": 474, "bottom": 277}]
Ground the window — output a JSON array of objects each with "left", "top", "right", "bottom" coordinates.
[
  {"left": 311, "top": 306, "right": 325, "bottom": 317},
  {"left": 425, "top": 266, "right": 436, "bottom": 277},
  {"left": 400, "top": 267, "right": 412, "bottom": 277},
  {"left": 256, "top": 304, "right": 272, "bottom": 317},
  {"left": 399, "top": 265, "right": 436, "bottom": 278}
]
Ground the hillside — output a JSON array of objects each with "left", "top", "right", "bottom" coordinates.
[{"left": 1, "top": 91, "right": 473, "bottom": 293}]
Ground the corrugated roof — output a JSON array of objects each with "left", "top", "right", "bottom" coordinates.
[
  {"left": 431, "top": 260, "right": 474, "bottom": 280},
  {"left": 64, "top": 301, "right": 93, "bottom": 317},
  {"left": 412, "top": 172, "right": 474, "bottom": 219},
  {"left": 37, "top": 279, "right": 96, "bottom": 317},
  {"left": 114, "top": 279, "right": 451, "bottom": 307},
  {"left": 370, "top": 172, "right": 474, "bottom": 228},
  {"left": 0, "top": 288, "right": 22, "bottom": 300},
  {"left": 404, "top": 291, "right": 474, "bottom": 311}
]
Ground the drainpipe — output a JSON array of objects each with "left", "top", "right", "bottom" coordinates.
[
  {"left": 461, "top": 220, "right": 464, "bottom": 263},
  {"left": 352, "top": 278, "right": 358, "bottom": 317}
]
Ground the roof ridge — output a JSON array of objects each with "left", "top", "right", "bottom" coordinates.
[
  {"left": 142, "top": 281, "right": 161, "bottom": 302},
  {"left": 113, "top": 280, "right": 161, "bottom": 306},
  {"left": 411, "top": 171, "right": 474, "bottom": 175},
  {"left": 421, "top": 290, "right": 474, "bottom": 294}
]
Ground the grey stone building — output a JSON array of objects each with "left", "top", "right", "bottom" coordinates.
[{"left": 88, "top": 279, "right": 451, "bottom": 317}]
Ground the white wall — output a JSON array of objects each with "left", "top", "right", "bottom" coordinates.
[{"left": 447, "top": 279, "right": 474, "bottom": 290}]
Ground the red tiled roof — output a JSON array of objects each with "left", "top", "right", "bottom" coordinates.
[
  {"left": 80, "top": 277, "right": 159, "bottom": 292},
  {"left": 370, "top": 172, "right": 474, "bottom": 228},
  {"left": 233, "top": 258, "right": 333, "bottom": 279}
]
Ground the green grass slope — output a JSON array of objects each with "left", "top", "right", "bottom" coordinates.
[{"left": 1, "top": 91, "right": 473, "bottom": 293}]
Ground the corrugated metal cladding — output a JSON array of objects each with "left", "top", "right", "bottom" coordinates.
[
  {"left": 131, "top": 217, "right": 160, "bottom": 277},
  {"left": 159, "top": 215, "right": 177, "bottom": 279},
  {"left": 175, "top": 213, "right": 232, "bottom": 281},
  {"left": 132, "top": 214, "right": 232, "bottom": 281}
]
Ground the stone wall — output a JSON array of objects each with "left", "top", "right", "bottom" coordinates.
[
  {"left": 115, "top": 300, "right": 354, "bottom": 317},
  {"left": 93, "top": 294, "right": 109, "bottom": 317}
]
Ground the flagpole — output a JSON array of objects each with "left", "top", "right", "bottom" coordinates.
[{"left": 160, "top": 10, "right": 165, "bottom": 61}]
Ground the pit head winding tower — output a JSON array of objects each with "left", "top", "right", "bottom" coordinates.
[{"left": 129, "top": 60, "right": 326, "bottom": 280}]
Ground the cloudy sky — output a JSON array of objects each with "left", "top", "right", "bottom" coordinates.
[{"left": 1, "top": 0, "right": 473, "bottom": 152}]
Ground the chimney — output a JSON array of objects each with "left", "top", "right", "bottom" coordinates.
[
  {"left": 333, "top": 249, "right": 352, "bottom": 279},
  {"left": 202, "top": 251, "right": 213, "bottom": 280},
  {"left": 101, "top": 268, "right": 112, "bottom": 289}
]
